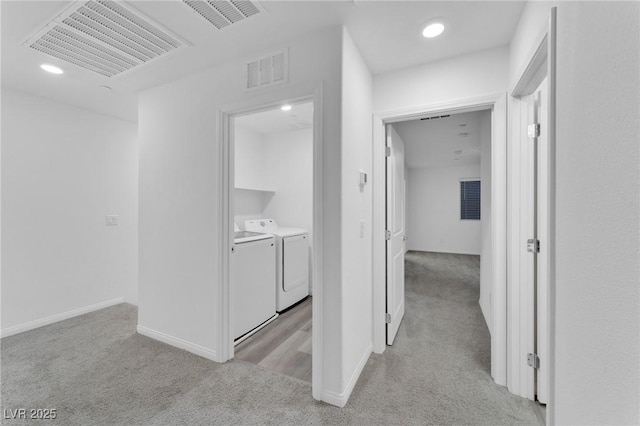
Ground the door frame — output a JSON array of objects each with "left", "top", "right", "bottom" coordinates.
[
  {"left": 508, "top": 7, "right": 556, "bottom": 417},
  {"left": 372, "top": 92, "right": 509, "bottom": 386},
  {"left": 217, "top": 82, "right": 324, "bottom": 401}
]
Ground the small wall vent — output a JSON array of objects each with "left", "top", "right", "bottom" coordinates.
[
  {"left": 23, "top": 1, "right": 188, "bottom": 78},
  {"left": 183, "top": 0, "right": 263, "bottom": 29},
  {"left": 244, "top": 49, "right": 288, "bottom": 91}
]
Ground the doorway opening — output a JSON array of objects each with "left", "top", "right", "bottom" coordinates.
[
  {"left": 231, "top": 100, "right": 314, "bottom": 383},
  {"left": 219, "top": 86, "right": 324, "bottom": 400},
  {"left": 372, "top": 93, "right": 508, "bottom": 385},
  {"left": 385, "top": 110, "right": 492, "bottom": 349}
]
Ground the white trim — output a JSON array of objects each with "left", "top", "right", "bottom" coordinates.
[
  {"left": 371, "top": 114, "right": 386, "bottom": 354},
  {"left": 218, "top": 81, "right": 324, "bottom": 401},
  {"left": 377, "top": 94, "right": 504, "bottom": 123},
  {"left": 1, "top": 297, "right": 124, "bottom": 339},
  {"left": 372, "top": 92, "right": 508, "bottom": 385},
  {"left": 137, "top": 325, "right": 218, "bottom": 362},
  {"left": 506, "top": 10, "right": 556, "bottom": 418},
  {"left": 322, "top": 343, "right": 373, "bottom": 407}
]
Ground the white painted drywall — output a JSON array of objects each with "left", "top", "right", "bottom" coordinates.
[
  {"left": 340, "top": 27, "right": 373, "bottom": 402},
  {"left": 262, "top": 128, "right": 313, "bottom": 238},
  {"left": 511, "top": 3, "right": 640, "bottom": 424},
  {"left": 479, "top": 110, "right": 492, "bottom": 332},
  {"left": 554, "top": 3, "right": 640, "bottom": 424},
  {"left": 138, "top": 27, "right": 345, "bottom": 401},
  {"left": 406, "top": 164, "right": 482, "bottom": 255},
  {"left": 373, "top": 46, "right": 509, "bottom": 114},
  {"left": 234, "top": 125, "right": 273, "bottom": 191},
  {"left": 1, "top": 88, "right": 138, "bottom": 336}
]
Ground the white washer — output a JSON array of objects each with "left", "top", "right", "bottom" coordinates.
[
  {"left": 233, "top": 227, "right": 277, "bottom": 341},
  {"left": 245, "top": 219, "right": 309, "bottom": 312}
]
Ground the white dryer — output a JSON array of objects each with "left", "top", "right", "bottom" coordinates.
[{"left": 245, "top": 219, "right": 309, "bottom": 312}]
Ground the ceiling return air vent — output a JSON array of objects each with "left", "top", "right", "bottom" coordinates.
[
  {"left": 23, "top": 1, "right": 188, "bottom": 78},
  {"left": 244, "top": 49, "right": 288, "bottom": 91},
  {"left": 183, "top": 0, "right": 263, "bottom": 29}
]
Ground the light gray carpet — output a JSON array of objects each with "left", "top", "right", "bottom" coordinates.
[{"left": 1, "top": 251, "right": 542, "bottom": 425}]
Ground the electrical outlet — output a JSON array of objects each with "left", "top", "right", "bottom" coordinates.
[{"left": 105, "top": 215, "right": 119, "bottom": 226}]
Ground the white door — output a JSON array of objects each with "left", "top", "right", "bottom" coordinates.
[
  {"left": 524, "top": 77, "right": 549, "bottom": 404},
  {"left": 386, "top": 125, "right": 406, "bottom": 345}
]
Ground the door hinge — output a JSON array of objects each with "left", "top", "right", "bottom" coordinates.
[
  {"left": 527, "top": 123, "right": 540, "bottom": 139},
  {"left": 385, "top": 230, "right": 391, "bottom": 240},
  {"left": 385, "top": 313, "right": 392, "bottom": 323},
  {"left": 527, "top": 353, "right": 540, "bottom": 369},
  {"left": 385, "top": 146, "right": 391, "bottom": 157},
  {"left": 526, "top": 238, "right": 540, "bottom": 253}
]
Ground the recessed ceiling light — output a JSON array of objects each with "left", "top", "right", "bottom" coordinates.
[
  {"left": 459, "top": 132, "right": 469, "bottom": 137},
  {"left": 458, "top": 123, "right": 467, "bottom": 127},
  {"left": 281, "top": 104, "right": 292, "bottom": 111},
  {"left": 454, "top": 150, "right": 463, "bottom": 155},
  {"left": 40, "top": 64, "right": 63, "bottom": 74},
  {"left": 422, "top": 22, "right": 445, "bottom": 38}
]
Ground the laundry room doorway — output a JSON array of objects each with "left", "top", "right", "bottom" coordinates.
[{"left": 220, "top": 94, "right": 321, "bottom": 397}]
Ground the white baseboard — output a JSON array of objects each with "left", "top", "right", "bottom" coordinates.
[
  {"left": 136, "top": 325, "right": 218, "bottom": 362},
  {"left": 479, "top": 298, "right": 493, "bottom": 335},
  {"left": 322, "top": 343, "right": 373, "bottom": 408},
  {"left": 1, "top": 297, "right": 124, "bottom": 339}
]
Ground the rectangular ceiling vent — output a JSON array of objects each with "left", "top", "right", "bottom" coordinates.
[
  {"left": 183, "top": 0, "right": 263, "bottom": 30},
  {"left": 23, "top": 1, "right": 188, "bottom": 78},
  {"left": 420, "top": 114, "right": 451, "bottom": 121},
  {"left": 244, "top": 49, "right": 288, "bottom": 91}
]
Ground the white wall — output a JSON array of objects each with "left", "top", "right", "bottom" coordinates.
[
  {"left": 1, "top": 88, "right": 138, "bottom": 337},
  {"left": 511, "top": 2, "right": 640, "bottom": 424},
  {"left": 138, "top": 27, "right": 347, "bottom": 402},
  {"left": 373, "top": 46, "right": 509, "bottom": 113},
  {"left": 340, "top": 27, "right": 373, "bottom": 404},
  {"left": 406, "top": 164, "right": 482, "bottom": 255},
  {"left": 479, "top": 110, "right": 492, "bottom": 332},
  {"left": 261, "top": 128, "right": 313, "bottom": 237},
  {"left": 234, "top": 126, "right": 272, "bottom": 191}
]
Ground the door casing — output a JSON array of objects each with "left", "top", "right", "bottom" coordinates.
[
  {"left": 218, "top": 82, "right": 324, "bottom": 401},
  {"left": 508, "top": 7, "right": 556, "bottom": 420},
  {"left": 372, "top": 92, "right": 509, "bottom": 386}
]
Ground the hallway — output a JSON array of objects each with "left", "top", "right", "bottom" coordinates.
[{"left": 350, "top": 251, "right": 542, "bottom": 424}]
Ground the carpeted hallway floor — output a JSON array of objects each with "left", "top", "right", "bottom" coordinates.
[{"left": 1, "top": 251, "right": 542, "bottom": 425}]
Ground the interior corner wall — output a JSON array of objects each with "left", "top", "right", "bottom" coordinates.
[
  {"left": 1, "top": 88, "right": 138, "bottom": 337},
  {"left": 406, "top": 164, "right": 482, "bottom": 255},
  {"left": 511, "top": 2, "right": 640, "bottom": 424},
  {"left": 261, "top": 128, "right": 313, "bottom": 241},
  {"left": 339, "top": 27, "right": 373, "bottom": 404},
  {"left": 479, "top": 110, "right": 492, "bottom": 332},
  {"left": 137, "top": 26, "right": 345, "bottom": 397},
  {"left": 373, "top": 46, "right": 509, "bottom": 114}
]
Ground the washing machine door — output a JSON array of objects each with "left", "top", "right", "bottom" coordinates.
[{"left": 282, "top": 234, "right": 309, "bottom": 292}]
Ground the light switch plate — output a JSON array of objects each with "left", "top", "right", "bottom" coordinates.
[
  {"left": 360, "top": 221, "right": 365, "bottom": 238},
  {"left": 106, "top": 215, "right": 119, "bottom": 226}
]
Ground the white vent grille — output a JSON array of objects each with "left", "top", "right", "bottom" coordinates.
[
  {"left": 24, "top": 1, "right": 188, "bottom": 78},
  {"left": 183, "top": 0, "right": 262, "bottom": 29},
  {"left": 244, "top": 49, "right": 288, "bottom": 91}
]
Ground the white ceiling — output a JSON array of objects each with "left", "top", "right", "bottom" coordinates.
[
  {"left": 1, "top": 1, "right": 524, "bottom": 122},
  {"left": 393, "top": 110, "right": 490, "bottom": 169},
  {"left": 235, "top": 101, "right": 313, "bottom": 135}
]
